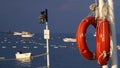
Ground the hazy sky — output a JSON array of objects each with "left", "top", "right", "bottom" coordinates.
[{"left": 0, "top": 0, "right": 120, "bottom": 33}]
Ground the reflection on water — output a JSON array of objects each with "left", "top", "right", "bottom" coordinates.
[
  {"left": 16, "top": 58, "right": 31, "bottom": 63},
  {"left": 16, "top": 58, "right": 31, "bottom": 67}
]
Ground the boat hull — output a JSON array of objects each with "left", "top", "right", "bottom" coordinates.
[{"left": 15, "top": 52, "right": 31, "bottom": 59}]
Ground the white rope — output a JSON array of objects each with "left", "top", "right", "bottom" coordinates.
[
  {"left": 98, "top": 50, "right": 110, "bottom": 65},
  {"left": 89, "top": 3, "right": 98, "bottom": 12},
  {"left": 102, "top": 2, "right": 109, "bottom": 19},
  {"left": 89, "top": 3, "right": 99, "bottom": 19}
]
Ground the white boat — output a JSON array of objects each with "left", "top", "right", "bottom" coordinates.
[
  {"left": 15, "top": 52, "right": 31, "bottom": 59},
  {"left": 63, "top": 38, "right": 76, "bottom": 42},
  {"left": 13, "top": 32, "right": 22, "bottom": 35},
  {"left": 21, "top": 31, "right": 34, "bottom": 37},
  {"left": 54, "top": 46, "right": 59, "bottom": 48}
]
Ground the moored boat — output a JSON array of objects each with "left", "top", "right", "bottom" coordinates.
[
  {"left": 21, "top": 31, "right": 34, "bottom": 37},
  {"left": 13, "top": 32, "right": 22, "bottom": 35},
  {"left": 15, "top": 52, "right": 31, "bottom": 59},
  {"left": 63, "top": 38, "right": 76, "bottom": 42}
]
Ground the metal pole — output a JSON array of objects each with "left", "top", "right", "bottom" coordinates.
[
  {"left": 40, "top": 9, "right": 50, "bottom": 68},
  {"left": 46, "top": 38, "right": 50, "bottom": 68},
  {"left": 107, "top": 0, "right": 118, "bottom": 68},
  {"left": 46, "top": 22, "right": 50, "bottom": 68},
  {"left": 44, "top": 22, "right": 50, "bottom": 68}
]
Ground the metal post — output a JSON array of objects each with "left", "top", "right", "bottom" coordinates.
[
  {"left": 107, "top": 0, "right": 118, "bottom": 68},
  {"left": 40, "top": 9, "right": 50, "bottom": 68},
  {"left": 46, "top": 39, "right": 50, "bottom": 68},
  {"left": 44, "top": 22, "right": 50, "bottom": 68}
]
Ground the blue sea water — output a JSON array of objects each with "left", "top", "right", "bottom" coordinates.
[{"left": 0, "top": 32, "right": 120, "bottom": 68}]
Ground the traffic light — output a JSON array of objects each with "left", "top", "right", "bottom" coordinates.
[
  {"left": 45, "top": 9, "right": 48, "bottom": 22},
  {"left": 39, "top": 9, "right": 48, "bottom": 24},
  {"left": 39, "top": 15, "right": 44, "bottom": 23}
]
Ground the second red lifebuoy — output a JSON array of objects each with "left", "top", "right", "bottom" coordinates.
[
  {"left": 76, "top": 16, "right": 110, "bottom": 66},
  {"left": 96, "top": 19, "right": 110, "bottom": 65}
]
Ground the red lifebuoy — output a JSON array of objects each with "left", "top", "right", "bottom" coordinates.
[
  {"left": 96, "top": 19, "right": 110, "bottom": 65},
  {"left": 76, "top": 16, "right": 97, "bottom": 60},
  {"left": 76, "top": 16, "right": 110, "bottom": 66}
]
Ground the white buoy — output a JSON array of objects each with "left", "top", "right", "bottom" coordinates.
[{"left": 12, "top": 46, "right": 16, "bottom": 48}]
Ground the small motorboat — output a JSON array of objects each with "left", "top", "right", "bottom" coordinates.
[
  {"left": 21, "top": 31, "right": 34, "bottom": 37},
  {"left": 63, "top": 38, "right": 76, "bottom": 42},
  {"left": 13, "top": 32, "right": 22, "bottom": 35},
  {"left": 15, "top": 52, "right": 31, "bottom": 59}
]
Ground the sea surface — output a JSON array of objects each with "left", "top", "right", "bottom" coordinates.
[{"left": 0, "top": 32, "right": 120, "bottom": 68}]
